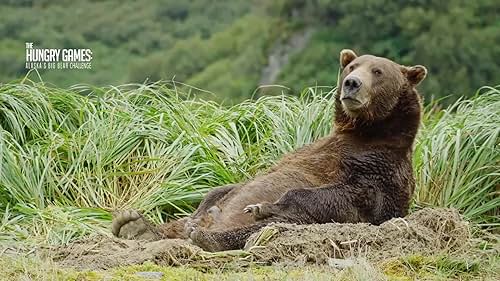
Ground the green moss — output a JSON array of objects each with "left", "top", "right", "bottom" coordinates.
[
  {"left": 2, "top": 253, "right": 499, "bottom": 281},
  {"left": 383, "top": 255, "right": 484, "bottom": 281}
]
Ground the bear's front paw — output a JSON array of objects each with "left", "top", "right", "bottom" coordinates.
[
  {"left": 243, "top": 203, "right": 272, "bottom": 220},
  {"left": 243, "top": 203, "right": 261, "bottom": 214},
  {"left": 111, "top": 210, "right": 160, "bottom": 241}
]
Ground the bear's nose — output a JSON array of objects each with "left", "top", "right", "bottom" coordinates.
[{"left": 343, "top": 77, "right": 362, "bottom": 95}]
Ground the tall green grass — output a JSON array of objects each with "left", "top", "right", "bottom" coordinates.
[
  {"left": 414, "top": 87, "right": 500, "bottom": 226},
  {"left": 0, "top": 81, "right": 498, "bottom": 245}
]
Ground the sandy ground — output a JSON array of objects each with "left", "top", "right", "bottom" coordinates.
[{"left": 36, "top": 208, "right": 473, "bottom": 271}]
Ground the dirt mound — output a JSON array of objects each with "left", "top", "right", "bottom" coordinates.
[
  {"left": 245, "top": 208, "right": 470, "bottom": 264},
  {"left": 49, "top": 208, "right": 470, "bottom": 270},
  {"left": 50, "top": 238, "right": 203, "bottom": 270}
]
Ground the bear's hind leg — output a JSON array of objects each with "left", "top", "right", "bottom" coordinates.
[
  {"left": 111, "top": 210, "right": 162, "bottom": 240},
  {"left": 189, "top": 223, "right": 267, "bottom": 252},
  {"left": 112, "top": 210, "right": 192, "bottom": 240}
]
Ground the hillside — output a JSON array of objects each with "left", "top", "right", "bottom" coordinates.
[{"left": 1, "top": 0, "right": 499, "bottom": 103}]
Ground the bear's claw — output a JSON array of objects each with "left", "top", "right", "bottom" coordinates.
[{"left": 243, "top": 204, "right": 262, "bottom": 214}]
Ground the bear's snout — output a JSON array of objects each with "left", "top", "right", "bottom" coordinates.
[{"left": 343, "top": 76, "right": 362, "bottom": 98}]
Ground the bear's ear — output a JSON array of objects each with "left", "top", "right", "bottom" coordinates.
[
  {"left": 404, "top": 65, "right": 427, "bottom": 86},
  {"left": 340, "top": 49, "right": 357, "bottom": 69}
]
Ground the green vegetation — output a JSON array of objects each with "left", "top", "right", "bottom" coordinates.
[
  {"left": 1, "top": 1, "right": 498, "bottom": 102},
  {"left": 414, "top": 87, "right": 500, "bottom": 226},
  {"left": 272, "top": 0, "right": 500, "bottom": 103},
  {"left": 382, "top": 254, "right": 499, "bottom": 281},
  {"left": 0, "top": 80, "right": 498, "bottom": 246},
  {"left": 1, "top": 255, "right": 498, "bottom": 281}
]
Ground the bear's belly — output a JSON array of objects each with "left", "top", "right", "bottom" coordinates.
[{"left": 207, "top": 170, "right": 312, "bottom": 231}]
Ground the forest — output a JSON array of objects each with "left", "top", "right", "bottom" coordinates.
[{"left": 0, "top": 0, "right": 498, "bottom": 103}]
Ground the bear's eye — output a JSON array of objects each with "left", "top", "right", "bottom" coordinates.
[
  {"left": 349, "top": 65, "right": 355, "bottom": 71},
  {"left": 372, "top": 68, "right": 383, "bottom": 76}
]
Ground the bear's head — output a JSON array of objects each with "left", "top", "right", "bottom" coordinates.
[{"left": 337, "top": 49, "right": 426, "bottom": 121}]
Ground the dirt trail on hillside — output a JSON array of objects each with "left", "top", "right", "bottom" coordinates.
[{"left": 47, "top": 208, "right": 471, "bottom": 270}]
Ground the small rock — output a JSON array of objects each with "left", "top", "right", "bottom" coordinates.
[
  {"left": 328, "top": 258, "right": 355, "bottom": 269},
  {"left": 135, "top": 271, "right": 164, "bottom": 279}
]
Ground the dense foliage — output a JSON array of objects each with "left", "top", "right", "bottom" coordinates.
[
  {"left": 0, "top": 81, "right": 498, "bottom": 245},
  {"left": 1, "top": 0, "right": 498, "bottom": 102}
]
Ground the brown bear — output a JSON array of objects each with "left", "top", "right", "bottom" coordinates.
[{"left": 112, "top": 49, "right": 427, "bottom": 252}]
